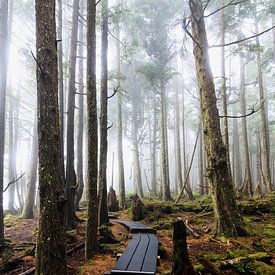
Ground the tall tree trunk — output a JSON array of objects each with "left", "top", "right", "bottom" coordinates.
[
  {"left": 22, "top": 113, "right": 38, "bottom": 219},
  {"left": 239, "top": 52, "right": 253, "bottom": 194},
  {"left": 198, "top": 124, "right": 204, "bottom": 195},
  {"left": 85, "top": 0, "right": 98, "bottom": 259},
  {"left": 190, "top": 0, "right": 245, "bottom": 236},
  {"left": 116, "top": 23, "right": 126, "bottom": 209},
  {"left": 182, "top": 89, "right": 193, "bottom": 200},
  {"left": 272, "top": 1, "right": 275, "bottom": 63},
  {"left": 98, "top": 0, "right": 109, "bottom": 226},
  {"left": 66, "top": 0, "right": 80, "bottom": 228},
  {"left": 8, "top": 100, "right": 16, "bottom": 213},
  {"left": 132, "top": 108, "right": 144, "bottom": 198},
  {"left": 254, "top": 13, "right": 273, "bottom": 192},
  {"left": 75, "top": 0, "right": 84, "bottom": 210},
  {"left": 35, "top": 0, "right": 67, "bottom": 273},
  {"left": 57, "top": 0, "right": 65, "bottom": 179},
  {"left": 232, "top": 113, "right": 242, "bottom": 188},
  {"left": 0, "top": 0, "right": 8, "bottom": 248},
  {"left": 220, "top": 4, "right": 231, "bottom": 175},
  {"left": 160, "top": 80, "right": 172, "bottom": 201},
  {"left": 150, "top": 95, "right": 157, "bottom": 196},
  {"left": 175, "top": 90, "right": 183, "bottom": 194}
]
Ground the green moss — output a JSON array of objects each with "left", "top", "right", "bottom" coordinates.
[
  {"left": 4, "top": 215, "right": 21, "bottom": 227},
  {"left": 153, "top": 220, "right": 172, "bottom": 230},
  {"left": 226, "top": 249, "right": 249, "bottom": 259}
]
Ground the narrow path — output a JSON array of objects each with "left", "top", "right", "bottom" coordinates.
[{"left": 108, "top": 220, "right": 159, "bottom": 275}]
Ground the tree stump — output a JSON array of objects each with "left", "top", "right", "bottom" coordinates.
[
  {"left": 171, "top": 218, "right": 194, "bottom": 275},
  {"left": 131, "top": 194, "right": 145, "bottom": 221},
  {"left": 107, "top": 186, "right": 119, "bottom": 212}
]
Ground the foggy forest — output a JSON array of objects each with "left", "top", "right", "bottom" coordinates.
[{"left": 0, "top": 0, "right": 274, "bottom": 274}]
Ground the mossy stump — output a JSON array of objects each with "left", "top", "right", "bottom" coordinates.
[{"left": 171, "top": 218, "right": 194, "bottom": 275}]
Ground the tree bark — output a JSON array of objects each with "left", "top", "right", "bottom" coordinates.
[
  {"left": 98, "top": 0, "right": 110, "bottom": 226},
  {"left": 239, "top": 52, "right": 253, "bottom": 194},
  {"left": 0, "top": 0, "right": 8, "bottom": 248},
  {"left": 35, "top": 0, "right": 67, "bottom": 273},
  {"left": 66, "top": 0, "right": 80, "bottom": 228},
  {"left": 85, "top": 0, "right": 98, "bottom": 259},
  {"left": 57, "top": 0, "right": 65, "bottom": 180},
  {"left": 75, "top": 0, "right": 84, "bottom": 210},
  {"left": 190, "top": 0, "right": 245, "bottom": 237}
]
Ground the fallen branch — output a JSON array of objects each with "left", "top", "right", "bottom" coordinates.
[{"left": 185, "top": 220, "right": 200, "bottom": 238}]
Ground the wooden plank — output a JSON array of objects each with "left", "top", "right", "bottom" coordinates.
[
  {"left": 114, "top": 220, "right": 156, "bottom": 234},
  {"left": 113, "top": 234, "right": 141, "bottom": 271},
  {"left": 142, "top": 234, "right": 158, "bottom": 273},
  {"left": 127, "top": 235, "right": 149, "bottom": 271},
  {"left": 111, "top": 271, "right": 155, "bottom": 275}
]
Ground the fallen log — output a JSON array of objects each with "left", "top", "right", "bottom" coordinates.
[{"left": 196, "top": 252, "right": 272, "bottom": 273}]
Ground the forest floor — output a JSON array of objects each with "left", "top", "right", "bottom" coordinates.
[{"left": 0, "top": 192, "right": 275, "bottom": 275}]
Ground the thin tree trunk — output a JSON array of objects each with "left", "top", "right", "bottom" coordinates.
[
  {"left": 35, "top": 0, "right": 67, "bottom": 273},
  {"left": 190, "top": 0, "right": 245, "bottom": 237},
  {"left": 116, "top": 23, "right": 126, "bottom": 209},
  {"left": 8, "top": 100, "right": 16, "bottom": 213},
  {"left": 22, "top": 114, "right": 38, "bottom": 219},
  {"left": 198, "top": 124, "right": 204, "bottom": 195},
  {"left": 85, "top": 0, "right": 98, "bottom": 259},
  {"left": 182, "top": 88, "right": 193, "bottom": 200},
  {"left": 232, "top": 113, "right": 242, "bottom": 188},
  {"left": 175, "top": 90, "right": 183, "bottom": 194},
  {"left": 254, "top": 13, "right": 273, "bottom": 192},
  {"left": 132, "top": 108, "right": 144, "bottom": 198},
  {"left": 66, "top": 0, "right": 80, "bottom": 228},
  {"left": 98, "top": 0, "right": 110, "bottom": 226},
  {"left": 150, "top": 95, "right": 157, "bottom": 196},
  {"left": 220, "top": 4, "right": 231, "bottom": 176},
  {"left": 160, "top": 80, "right": 172, "bottom": 201},
  {"left": 239, "top": 52, "right": 253, "bottom": 194},
  {"left": 0, "top": 0, "right": 8, "bottom": 247},
  {"left": 75, "top": 0, "right": 84, "bottom": 210}
]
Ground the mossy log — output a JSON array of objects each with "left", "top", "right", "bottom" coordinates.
[{"left": 196, "top": 252, "right": 272, "bottom": 273}]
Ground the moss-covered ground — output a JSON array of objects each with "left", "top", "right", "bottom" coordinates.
[{"left": 1, "top": 192, "right": 274, "bottom": 274}]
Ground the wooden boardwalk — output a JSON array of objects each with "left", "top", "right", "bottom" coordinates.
[{"left": 109, "top": 220, "right": 159, "bottom": 275}]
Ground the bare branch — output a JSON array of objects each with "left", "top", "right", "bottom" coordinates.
[
  {"left": 4, "top": 173, "right": 25, "bottom": 192},
  {"left": 210, "top": 26, "right": 275, "bottom": 48},
  {"left": 219, "top": 104, "right": 262, "bottom": 118}
]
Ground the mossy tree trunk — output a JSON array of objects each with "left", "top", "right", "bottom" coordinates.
[
  {"left": 35, "top": 0, "right": 67, "bottom": 273},
  {"left": 98, "top": 0, "right": 110, "bottom": 226},
  {"left": 0, "top": 0, "right": 8, "bottom": 248},
  {"left": 57, "top": 0, "right": 65, "bottom": 179},
  {"left": 190, "top": 0, "right": 245, "bottom": 237},
  {"left": 85, "top": 0, "right": 98, "bottom": 259}
]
